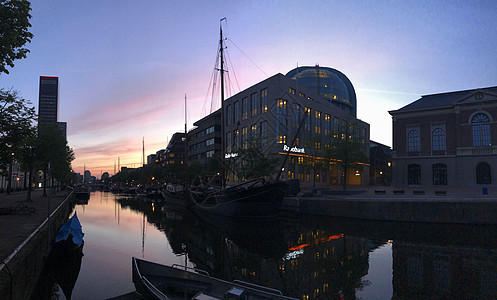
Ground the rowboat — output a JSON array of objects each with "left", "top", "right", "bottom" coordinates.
[{"left": 132, "top": 257, "right": 298, "bottom": 300}]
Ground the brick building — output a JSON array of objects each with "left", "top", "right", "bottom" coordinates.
[{"left": 389, "top": 86, "right": 497, "bottom": 188}]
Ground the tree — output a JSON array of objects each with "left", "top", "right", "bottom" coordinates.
[
  {"left": 0, "top": 88, "right": 36, "bottom": 192},
  {"left": 236, "top": 136, "right": 280, "bottom": 180},
  {"left": 36, "top": 124, "right": 75, "bottom": 195},
  {"left": 0, "top": 0, "right": 33, "bottom": 74},
  {"left": 325, "top": 126, "right": 368, "bottom": 190}
]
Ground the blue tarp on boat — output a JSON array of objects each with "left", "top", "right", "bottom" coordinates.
[{"left": 55, "top": 213, "right": 84, "bottom": 246}]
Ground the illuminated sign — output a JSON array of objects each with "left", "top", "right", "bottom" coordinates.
[
  {"left": 225, "top": 153, "right": 239, "bottom": 159},
  {"left": 283, "top": 144, "right": 305, "bottom": 154}
]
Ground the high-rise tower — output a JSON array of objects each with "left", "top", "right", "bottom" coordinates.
[{"left": 38, "top": 76, "right": 59, "bottom": 128}]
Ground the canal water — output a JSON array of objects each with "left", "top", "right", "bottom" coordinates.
[{"left": 35, "top": 191, "right": 497, "bottom": 299}]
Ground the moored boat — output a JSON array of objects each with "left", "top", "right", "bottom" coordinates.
[
  {"left": 188, "top": 177, "right": 286, "bottom": 218},
  {"left": 132, "top": 257, "right": 298, "bottom": 300},
  {"left": 74, "top": 184, "right": 90, "bottom": 199}
]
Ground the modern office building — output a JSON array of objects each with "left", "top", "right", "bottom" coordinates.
[
  {"left": 188, "top": 110, "right": 222, "bottom": 165},
  {"left": 286, "top": 65, "right": 358, "bottom": 117},
  {"left": 389, "top": 86, "right": 497, "bottom": 188},
  {"left": 38, "top": 75, "right": 68, "bottom": 139},
  {"left": 38, "top": 76, "right": 59, "bottom": 128},
  {"left": 223, "top": 72, "right": 369, "bottom": 187}
]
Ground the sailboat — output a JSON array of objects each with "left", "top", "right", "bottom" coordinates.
[{"left": 187, "top": 19, "right": 287, "bottom": 218}]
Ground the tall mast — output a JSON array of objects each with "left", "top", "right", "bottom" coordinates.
[
  {"left": 142, "top": 137, "right": 145, "bottom": 167},
  {"left": 220, "top": 18, "right": 226, "bottom": 188},
  {"left": 184, "top": 94, "right": 188, "bottom": 186}
]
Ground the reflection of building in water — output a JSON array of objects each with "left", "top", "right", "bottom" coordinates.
[
  {"left": 393, "top": 242, "right": 497, "bottom": 298},
  {"left": 185, "top": 218, "right": 375, "bottom": 299}
]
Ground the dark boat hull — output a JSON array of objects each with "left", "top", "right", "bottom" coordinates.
[
  {"left": 188, "top": 181, "right": 286, "bottom": 218},
  {"left": 132, "top": 257, "right": 297, "bottom": 300}
]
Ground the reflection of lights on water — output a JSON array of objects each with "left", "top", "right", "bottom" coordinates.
[{"left": 284, "top": 249, "right": 304, "bottom": 260}]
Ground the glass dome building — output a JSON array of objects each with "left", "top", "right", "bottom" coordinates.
[{"left": 285, "top": 65, "right": 357, "bottom": 117}]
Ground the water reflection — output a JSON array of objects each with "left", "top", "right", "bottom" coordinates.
[{"left": 35, "top": 192, "right": 497, "bottom": 299}]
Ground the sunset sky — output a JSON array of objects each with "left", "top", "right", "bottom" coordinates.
[{"left": 1, "top": 1, "right": 496, "bottom": 177}]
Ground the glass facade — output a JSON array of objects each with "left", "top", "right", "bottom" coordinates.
[{"left": 286, "top": 66, "right": 357, "bottom": 117}]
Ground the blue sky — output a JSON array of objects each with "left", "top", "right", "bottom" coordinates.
[{"left": 1, "top": 0, "right": 496, "bottom": 176}]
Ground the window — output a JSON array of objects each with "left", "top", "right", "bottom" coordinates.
[
  {"left": 206, "top": 126, "right": 215, "bottom": 135},
  {"left": 234, "top": 101, "right": 240, "bottom": 124},
  {"left": 251, "top": 124, "right": 257, "bottom": 138},
  {"left": 476, "top": 162, "right": 491, "bottom": 184},
  {"left": 324, "top": 114, "right": 331, "bottom": 137},
  {"left": 304, "top": 107, "right": 311, "bottom": 132},
  {"left": 315, "top": 111, "right": 321, "bottom": 135},
  {"left": 226, "top": 105, "right": 232, "bottom": 126},
  {"left": 289, "top": 87, "right": 296, "bottom": 95},
  {"left": 250, "top": 93, "right": 257, "bottom": 117},
  {"left": 408, "top": 130, "right": 420, "bottom": 152},
  {"left": 206, "top": 138, "right": 215, "bottom": 146},
  {"left": 242, "top": 97, "right": 248, "bottom": 120},
  {"left": 432, "top": 128, "right": 446, "bottom": 151},
  {"left": 206, "top": 150, "right": 215, "bottom": 158},
  {"left": 408, "top": 164, "right": 421, "bottom": 185},
  {"left": 260, "top": 121, "right": 268, "bottom": 146},
  {"left": 260, "top": 88, "right": 267, "bottom": 113},
  {"left": 472, "top": 113, "right": 491, "bottom": 147},
  {"left": 276, "top": 99, "right": 287, "bottom": 138},
  {"left": 233, "top": 129, "right": 239, "bottom": 149},
  {"left": 226, "top": 132, "right": 231, "bottom": 152},
  {"left": 432, "top": 164, "right": 447, "bottom": 185},
  {"left": 277, "top": 135, "right": 287, "bottom": 144},
  {"left": 242, "top": 127, "right": 248, "bottom": 149}
]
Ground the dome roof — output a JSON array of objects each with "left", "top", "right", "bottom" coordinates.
[{"left": 285, "top": 66, "right": 357, "bottom": 117}]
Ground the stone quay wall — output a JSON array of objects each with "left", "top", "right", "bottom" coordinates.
[{"left": 0, "top": 192, "right": 74, "bottom": 300}]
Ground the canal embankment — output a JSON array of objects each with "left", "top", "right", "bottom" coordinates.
[
  {"left": 283, "top": 186, "right": 497, "bottom": 225},
  {"left": 0, "top": 189, "right": 74, "bottom": 300}
]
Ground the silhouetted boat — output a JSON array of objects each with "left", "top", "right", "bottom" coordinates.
[
  {"left": 132, "top": 257, "right": 298, "bottom": 300},
  {"left": 188, "top": 177, "right": 286, "bottom": 218},
  {"left": 74, "top": 184, "right": 90, "bottom": 199}
]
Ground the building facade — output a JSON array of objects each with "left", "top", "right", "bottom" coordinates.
[
  {"left": 389, "top": 86, "right": 497, "bottom": 188},
  {"left": 38, "top": 76, "right": 59, "bottom": 129},
  {"left": 221, "top": 72, "right": 369, "bottom": 187},
  {"left": 188, "top": 110, "right": 222, "bottom": 165}
]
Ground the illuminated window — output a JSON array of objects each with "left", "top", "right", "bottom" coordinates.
[
  {"left": 298, "top": 157, "right": 304, "bottom": 164},
  {"left": 315, "top": 142, "right": 321, "bottom": 149},
  {"left": 304, "top": 107, "right": 311, "bottom": 132},
  {"left": 260, "top": 88, "right": 267, "bottom": 113},
  {"left": 226, "top": 132, "right": 231, "bottom": 152},
  {"left": 315, "top": 110, "right": 321, "bottom": 134},
  {"left": 324, "top": 114, "right": 331, "bottom": 136},
  {"left": 250, "top": 92, "right": 257, "bottom": 117},
  {"left": 242, "top": 127, "right": 248, "bottom": 149},
  {"left": 251, "top": 124, "right": 257, "bottom": 137},
  {"left": 299, "top": 92, "right": 305, "bottom": 98},
  {"left": 289, "top": 87, "right": 296, "bottom": 94},
  {"left": 277, "top": 135, "right": 286, "bottom": 144},
  {"left": 233, "top": 129, "right": 239, "bottom": 149},
  {"left": 277, "top": 99, "right": 287, "bottom": 108}
]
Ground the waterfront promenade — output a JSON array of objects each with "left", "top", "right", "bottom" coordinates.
[{"left": 0, "top": 189, "right": 72, "bottom": 300}]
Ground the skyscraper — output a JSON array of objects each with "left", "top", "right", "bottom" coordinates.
[
  {"left": 38, "top": 76, "right": 59, "bottom": 128},
  {"left": 38, "top": 76, "right": 67, "bottom": 139}
]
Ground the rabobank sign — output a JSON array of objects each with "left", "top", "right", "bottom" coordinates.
[{"left": 283, "top": 145, "right": 305, "bottom": 154}]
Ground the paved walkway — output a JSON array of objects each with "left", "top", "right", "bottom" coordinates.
[{"left": 0, "top": 189, "right": 70, "bottom": 263}]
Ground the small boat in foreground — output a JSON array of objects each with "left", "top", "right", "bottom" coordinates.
[
  {"left": 51, "top": 213, "right": 84, "bottom": 299},
  {"left": 132, "top": 257, "right": 298, "bottom": 300}
]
